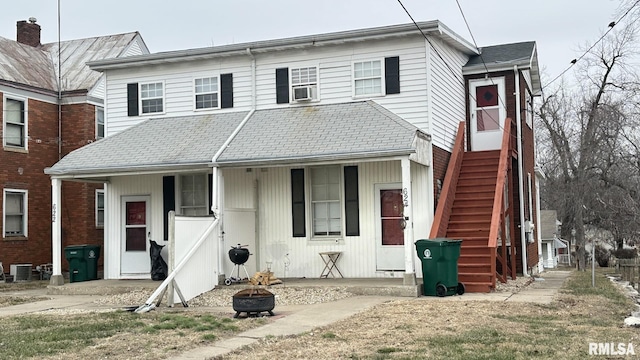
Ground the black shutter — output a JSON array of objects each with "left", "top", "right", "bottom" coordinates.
[
  {"left": 275, "top": 68, "right": 289, "bottom": 104},
  {"left": 291, "top": 169, "right": 306, "bottom": 237},
  {"left": 220, "top": 73, "right": 233, "bottom": 108},
  {"left": 344, "top": 166, "right": 360, "bottom": 236},
  {"left": 127, "top": 83, "right": 139, "bottom": 116},
  {"left": 162, "top": 176, "right": 176, "bottom": 241},
  {"left": 385, "top": 56, "right": 400, "bottom": 95},
  {"left": 208, "top": 173, "right": 214, "bottom": 215}
]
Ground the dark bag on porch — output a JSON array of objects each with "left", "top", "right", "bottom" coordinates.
[{"left": 149, "top": 240, "right": 168, "bottom": 281}]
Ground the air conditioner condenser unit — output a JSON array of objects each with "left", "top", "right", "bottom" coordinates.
[{"left": 10, "top": 263, "right": 32, "bottom": 281}]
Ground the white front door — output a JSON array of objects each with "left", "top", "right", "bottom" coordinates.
[
  {"left": 375, "top": 184, "right": 405, "bottom": 270},
  {"left": 469, "top": 77, "right": 506, "bottom": 151},
  {"left": 121, "top": 196, "right": 151, "bottom": 277}
]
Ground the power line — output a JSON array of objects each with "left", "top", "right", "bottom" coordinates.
[
  {"left": 542, "top": 0, "right": 640, "bottom": 91},
  {"left": 396, "top": 0, "right": 511, "bottom": 137}
]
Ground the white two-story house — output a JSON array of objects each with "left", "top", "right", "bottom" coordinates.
[{"left": 45, "top": 20, "right": 541, "bottom": 298}]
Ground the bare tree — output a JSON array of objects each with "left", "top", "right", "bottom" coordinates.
[{"left": 537, "top": 19, "right": 640, "bottom": 269}]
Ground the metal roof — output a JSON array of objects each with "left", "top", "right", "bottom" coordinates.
[
  {"left": 88, "top": 21, "right": 478, "bottom": 71},
  {"left": 46, "top": 101, "right": 426, "bottom": 177},
  {"left": 0, "top": 32, "right": 140, "bottom": 92}
]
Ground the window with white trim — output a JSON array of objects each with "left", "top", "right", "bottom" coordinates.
[
  {"left": 96, "top": 106, "right": 104, "bottom": 139},
  {"left": 3, "top": 97, "right": 27, "bottom": 148},
  {"left": 140, "top": 82, "right": 164, "bottom": 114},
  {"left": 525, "top": 95, "right": 533, "bottom": 128},
  {"left": 194, "top": 77, "right": 219, "bottom": 109},
  {"left": 291, "top": 66, "right": 318, "bottom": 101},
  {"left": 179, "top": 174, "right": 208, "bottom": 216},
  {"left": 310, "top": 166, "right": 341, "bottom": 236},
  {"left": 96, "top": 189, "right": 105, "bottom": 228},
  {"left": 353, "top": 60, "right": 383, "bottom": 96},
  {"left": 3, "top": 189, "right": 27, "bottom": 238}
]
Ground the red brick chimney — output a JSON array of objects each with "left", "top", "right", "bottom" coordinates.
[{"left": 17, "top": 18, "right": 41, "bottom": 47}]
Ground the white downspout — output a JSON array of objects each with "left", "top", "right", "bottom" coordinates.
[
  {"left": 211, "top": 48, "right": 257, "bottom": 276},
  {"left": 514, "top": 65, "right": 529, "bottom": 277}
]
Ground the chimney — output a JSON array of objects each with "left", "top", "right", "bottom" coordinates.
[{"left": 17, "top": 17, "right": 41, "bottom": 47}]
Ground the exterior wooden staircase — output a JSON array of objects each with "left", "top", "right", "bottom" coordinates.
[
  {"left": 430, "top": 120, "right": 516, "bottom": 292},
  {"left": 446, "top": 150, "right": 499, "bottom": 292}
]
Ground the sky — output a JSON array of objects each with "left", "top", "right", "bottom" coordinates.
[{"left": 0, "top": 0, "right": 626, "bottom": 88}]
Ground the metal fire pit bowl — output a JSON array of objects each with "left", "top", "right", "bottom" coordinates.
[{"left": 232, "top": 288, "right": 275, "bottom": 318}]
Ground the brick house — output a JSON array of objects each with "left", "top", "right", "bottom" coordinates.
[{"left": 0, "top": 19, "right": 148, "bottom": 278}]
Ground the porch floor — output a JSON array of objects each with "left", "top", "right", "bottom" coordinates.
[{"left": 47, "top": 277, "right": 420, "bottom": 297}]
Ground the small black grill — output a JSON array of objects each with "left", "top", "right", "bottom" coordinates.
[
  {"left": 229, "top": 246, "right": 250, "bottom": 265},
  {"left": 224, "top": 244, "right": 251, "bottom": 286}
]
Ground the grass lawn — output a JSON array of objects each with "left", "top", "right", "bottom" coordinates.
[{"left": 219, "top": 269, "right": 640, "bottom": 360}]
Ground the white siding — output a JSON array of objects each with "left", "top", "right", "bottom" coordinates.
[
  {"left": 104, "top": 174, "right": 164, "bottom": 279},
  {"left": 122, "top": 38, "right": 146, "bottom": 57},
  {"left": 88, "top": 76, "right": 105, "bottom": 99},
  {"left": 221, "top": 161, "right": 431, "bottom": 279},
  {"left": 103, "top": 34, "right": 469, "bottom": 140},
  {"left": 428, "top": 37, "right": 469, "bottom": 150},
  {"left": 105, "top": 58, "right": 253, "bottom": 136}
]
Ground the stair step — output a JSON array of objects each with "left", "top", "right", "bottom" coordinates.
[
  {"left": 458, "top": 272, "right": 494, "bottom": 284},
  {"left": 463, "top": 150, "right": 500, "bottom": 160},
  {"left": 446, "top": 229, "right": 490, "bottom": 237},
  {"left": 460, "top": 282, "right": 494, "bottom": 293},
  {"left": 449, "top": 213, "right": 492, "bottom": 222},
  {"left": 449, "top": 206, "right": 493, "bottom": 215},
  {"left": 459, "top": 254, "right": 492, "bottom": 264},
  {"left": 459, "top": 263, "right": 492, "bottom": 273},
  {"left": 457, "top": 177, "right": 498, "bottom": 187}
]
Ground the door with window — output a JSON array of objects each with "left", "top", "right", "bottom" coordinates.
[
  {"left": 375, "top": 184, "right": 405, "bottom": 270},
  {"left": 469, "top": 78, "right": 506, "bottom": 151},
  {"left": 121, "top": 196, "right": 151, "bottom": 277}
]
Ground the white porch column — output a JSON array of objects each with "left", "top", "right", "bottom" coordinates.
[
  {"left": 50, "top": 178, "right": 64, "bottom": 285},
  {"left": 402, "top": 157, "right": 416, "bottom": 285}
]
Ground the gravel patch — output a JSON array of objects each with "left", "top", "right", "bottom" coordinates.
[{"left": 94, "top": 285, "right": 355, "bottom": 308}]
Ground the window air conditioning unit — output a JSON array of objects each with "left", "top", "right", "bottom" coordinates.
[
  {"left": 10, "top": 263, "right": 32, "bottom": 281},
  {"left": 293, "top": 86, "right": 313, "bottom": 101}
]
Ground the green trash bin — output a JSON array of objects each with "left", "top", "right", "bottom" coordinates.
[
  {"left": 415, "top": 239, "right": 465, "bottom": 297},
  {"left": 64, "top": 245, "right": 101, "bottom": 283}
]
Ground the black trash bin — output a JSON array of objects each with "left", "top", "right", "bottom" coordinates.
[
  {"left": 415, "top": 239, "right": 464, "bottom": 297},
  {"left": 64, "top": 245, "right": 100, "bottom": 283}
]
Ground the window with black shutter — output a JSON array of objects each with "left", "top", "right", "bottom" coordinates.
[
  {"left": 162, "top": 176, "right": 175, "bottom": 240},
  {"left": 344, "top": 166, "right": 360, "bottom": 236},
  {"left": 385, "top": 56, "right": 400, "bottom": 95},
  {"left": 291, "top": 169, "right": 306, "bottom": 237},
  {"left": 127, "top": 83, "right": 139, "bottom": 116},
  {"left": 220, "top": 73, "right": 233, "bottom": 108},
  {"left": 276, "top": 68, "right": 289, "bottom": 104}
]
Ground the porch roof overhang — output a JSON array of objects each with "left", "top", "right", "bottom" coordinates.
[{"left": 45, "top": 101, "right": 430, "bottom": 179}]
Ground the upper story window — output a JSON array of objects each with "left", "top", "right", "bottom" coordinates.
[
  {"left": 194, "top": 77, "right": 219, "bottom": 110},
  {"left": 96, "top": 189, "right": 105, "bottom": 228},
  {"left": 140, "top": 82, "right": 164, "bottom": 114},
  {"left": 291, "top": 67, "right": 318, "bottom": 102},
  {"left": 353, "top": 60, "right": 383, "bottom": 96},
  {"left": 96, "top": 106, "right": 105, "bottom": 139},
  {"left": 3, "top": 189, "right": 28, "bottom": 238},
  {"left": 3, "top": 97, "right": 27, "bottom": 149},
  {"left": 179, "top": 174, "right": 208, "bottom": 216}
]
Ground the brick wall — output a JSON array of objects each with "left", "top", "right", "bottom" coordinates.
[
  {"left": 0, "top": 95, "right": 103, "bottom": 273},
  {"left": 432, "top": 144, "right": 451, "bottom": 211}
]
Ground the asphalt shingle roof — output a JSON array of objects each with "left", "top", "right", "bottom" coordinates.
[
  {"left": 46, "top": 101, "right": 424, "bottom": 176},
  {"left": 464, "top": 41, "right": 535, "bottom": 68},
  {"left": 217, "top": 101, "right": 421, "bottom": 165},
  {"left": 46, "top": 112, "right": 249, "bottom": 175}
]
